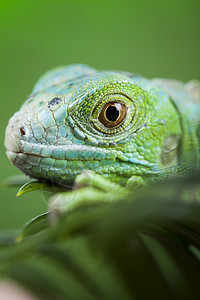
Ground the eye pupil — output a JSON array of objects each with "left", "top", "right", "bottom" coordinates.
[{"left": 105, "top": 105, "right": 119, "bottom": 122}]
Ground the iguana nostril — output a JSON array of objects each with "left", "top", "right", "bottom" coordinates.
[{"left": 20, "top": 126, "right": 26, "bottom": 136}]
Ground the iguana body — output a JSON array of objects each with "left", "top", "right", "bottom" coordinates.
[{"left": 4, "top": 64, "right": 200, "bottom": 188}]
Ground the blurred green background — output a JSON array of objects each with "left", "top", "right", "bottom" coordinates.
[{"left": 0, "top": 0, "right": 199, "bottom": 230}]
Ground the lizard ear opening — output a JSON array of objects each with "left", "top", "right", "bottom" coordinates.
[{"left": 160, "top": 135, "right": 181, "bottom": 166}]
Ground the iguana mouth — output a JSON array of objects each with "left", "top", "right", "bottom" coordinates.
[
  {"left": 5, "top": 136, "right": 120, "bottom": 186},
  {"left": 5, "top": 141, "right": 113, "bottom": 161}
]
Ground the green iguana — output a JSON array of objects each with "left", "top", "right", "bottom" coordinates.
[
  {"left": 3, "top": 65, "right": 200, "bottom": 300},
  {"left": 4, "top": 64, "right": 200, "bottom": 202}
]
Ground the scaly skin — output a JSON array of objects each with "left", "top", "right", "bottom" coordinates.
[{"left": 4, "top": 64, "right": 200, "bottom": 188}]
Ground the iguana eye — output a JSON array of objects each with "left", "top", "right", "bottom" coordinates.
[
  {"left": 98, "top": 102, "right": 127, "bottom": 128},
  {"left": 91, "top": 93, "right": 137, "bottom": 135}
]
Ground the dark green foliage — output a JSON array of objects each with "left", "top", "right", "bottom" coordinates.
[{"left": 1, "top": 173, "right": 200, "bottom": 299}]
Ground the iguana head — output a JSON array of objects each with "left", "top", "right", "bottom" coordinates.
[{"left": 5, "top": 64, "right": 182, "bottom": 187}]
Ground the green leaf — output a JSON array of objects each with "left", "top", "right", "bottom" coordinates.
[
  {"left": 16, "top": 181, "right": 51, "bottom": 196},
  {"left": 17, "top": 213, "right": 50, "bottom": 242}
]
